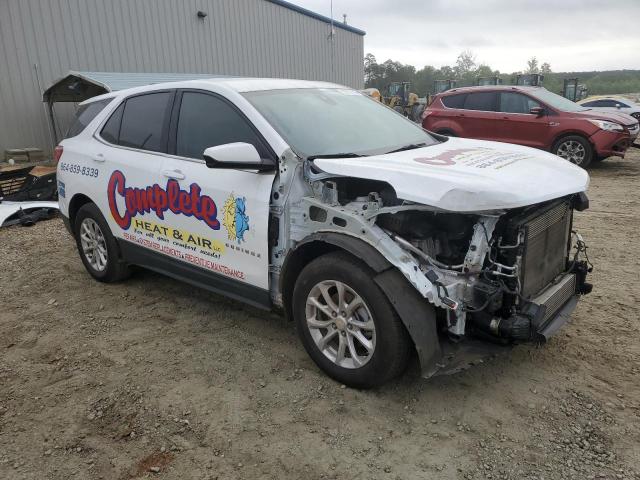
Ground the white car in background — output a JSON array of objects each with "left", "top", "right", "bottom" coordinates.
[
  {"left": 578, "top": 96, "right": 640, "bottom": 122},
  {"left": 56, "top": 78, "right": 593, "bottom": 388}
]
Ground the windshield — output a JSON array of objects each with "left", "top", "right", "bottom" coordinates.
[
  {"left": 243, "top": 88, "right": 438, "bottom": 158},
  {"left": 530, "top": 88, "right": 587, "bottom": 112}
]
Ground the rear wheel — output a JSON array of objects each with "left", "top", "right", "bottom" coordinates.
[
  {"left": 74, "top": 203, "right": 130, "bottom": 282},
  {"left": 292, "top": 252, "right": 412, "bottom": 389},
  {"left": 552, "top": 135, "right": 593, "bottom": 168}
]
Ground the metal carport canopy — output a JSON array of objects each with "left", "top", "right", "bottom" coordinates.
[
  {"left": 42, "top": 71, "right": 226, "bottom": 144},
  {"left": 42, "top": 71, "right": 225, "bottom": 103}
]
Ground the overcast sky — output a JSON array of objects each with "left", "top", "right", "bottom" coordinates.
[{"left": 292, "top": 0, "right": 640, "bottom": 73}]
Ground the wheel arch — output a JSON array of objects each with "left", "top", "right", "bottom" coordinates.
[
  {"left": 279, "top": 232, "right": 443, "bottom": 378},
  {"left": 280, "top": 233, "right": 392, "bottom": 322},
  {"left": 68, "top": 193, "right": 97, "bottom": 231},
  {"left": 551, "top": 131, "right": 594, "bottom": 151}
]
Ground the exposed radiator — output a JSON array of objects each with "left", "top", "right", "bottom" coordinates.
[{"left": 520, "top": 201, "right": 572, "bottom": 298}]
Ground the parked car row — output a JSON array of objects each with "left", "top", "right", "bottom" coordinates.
[{"left": 422, "top": 86, "right": 639, "bottom": 168}]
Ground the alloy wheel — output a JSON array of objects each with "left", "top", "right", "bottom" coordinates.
[
  {"left": 80, "top": 218, "right": 108, "bottom": 272},
  {"left": 556, "top": 140, "right": 586, "bottom": 165},
  {"left": 305, "top": 280, "right": 376, "bottom": 369}
]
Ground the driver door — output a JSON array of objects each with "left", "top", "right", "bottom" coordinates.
[
  {"left": 494, "top": 92, "right": 551, "bottom": 149},
  {"left": 159, "top": 90, "right": 277, "bottom": 294}
]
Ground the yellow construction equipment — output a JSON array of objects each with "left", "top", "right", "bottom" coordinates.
[{"left": 361, "top": 82, "right": 424, "bottom": 122}]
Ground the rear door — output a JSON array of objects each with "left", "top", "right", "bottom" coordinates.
[
  {"left": 494, "top": 92, "right": 551, "bottom": 148},
  {"left": 95, "top": 90, "right": 176, "bottom": 252},
  {"left": 458, "top": 91, "right": 500, "bottom": 140},
  {"left": 159, "top": 89, "right": 277, "bottom": 293}
]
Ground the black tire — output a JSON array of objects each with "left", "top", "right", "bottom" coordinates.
[
  {"left": 552, "top": 135, "right": 593, "bottom": 168},
  {"left": 292, "top": 251, "right": 412, "bottom": 388},
  {"left": 74, "top": 203, "right": 130, "bottom": 283},
  {"left": 592, "top": 156, "right": 607, "bottom": 163}
]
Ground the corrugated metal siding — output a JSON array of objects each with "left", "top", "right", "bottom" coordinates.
[{"left": 0, "top": 0, "right": 364, "bottom": 155}]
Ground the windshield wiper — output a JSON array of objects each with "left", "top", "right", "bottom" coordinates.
[
  {"left": 307, "top": 152, "right": 366, "bottom": 160},
  {"left": 385, "top": 142, "right": 427, "bottom": 154}
]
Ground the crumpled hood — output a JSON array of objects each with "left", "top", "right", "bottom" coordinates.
[{"left": 313, "top": 137, "right": 589, "bottom": 212}]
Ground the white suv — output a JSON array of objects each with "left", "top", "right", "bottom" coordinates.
[{"left": 57, "top": 78, "right": 593, "bottom": 388}]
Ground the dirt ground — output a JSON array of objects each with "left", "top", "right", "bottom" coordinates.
[{"left": 1, "top": 150, "right": 639, "bottom": 480}]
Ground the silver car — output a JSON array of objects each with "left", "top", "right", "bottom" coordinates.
[{"left": 578, "top": 96, "right": 640, "bottom": 121}]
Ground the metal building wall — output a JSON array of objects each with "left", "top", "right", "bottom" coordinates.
[{"left": 0, "top": 0, "right": 365, "bottom": 156}]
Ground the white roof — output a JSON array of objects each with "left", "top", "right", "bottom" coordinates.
[{"left": 183, "top": 77, "right": 346, "bottom": 93}]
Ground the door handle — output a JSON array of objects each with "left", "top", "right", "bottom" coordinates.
[
  {"left": 162, "top": 169, "right": 185, "bottom": 180},
  {"left": 92, "top": 153, "right": 105, "bottom": 163}
]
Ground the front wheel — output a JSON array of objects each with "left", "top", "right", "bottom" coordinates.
[
  {"left": 292, "top": 252, "right": 412, "bottom": 388},
  {"left": 552, "top": 135, "right": 593, "bottom": 168}
]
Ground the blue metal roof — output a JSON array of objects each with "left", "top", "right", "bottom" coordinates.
[
  {"left": 265, "top": 0, "right": 366, "bottom": 36},
  {"left": 70, "top": 71, "right": 223, "bottom": 92}
]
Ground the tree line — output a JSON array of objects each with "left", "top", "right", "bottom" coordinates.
[{"left": 364, "top": 51, "right": 640, "bottom": 97}]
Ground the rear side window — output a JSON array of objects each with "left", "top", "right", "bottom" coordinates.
[
  {"left": 100, "top": 92, "right": 173, "bottom": 152},
  {"left": 463, "top": 92, "right": 497, "bottom": 111},
  {"left": 100, "top": 103, "right": 124, "bottom": 144},
  {"left": 175, "top": 91, "right": 270, "bottom": 159},
  {"left": 441, "top": 93, "right": 467, "bottom": 109},
  {"left": 581, "top": 100, "right": 598, "bottom": 107},
  {"left": 65, "top": 98, "right": 112, "bottom": 138},
  {"left": 498, "top": 92, "right": 540, "bottom": 114}
]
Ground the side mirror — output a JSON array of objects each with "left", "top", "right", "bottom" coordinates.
[
  {"left": 203, "top": 143, "right": 273, "bottom": 171},
  {"left": 530, "top": 107, "right": 545, "bottom": 116}
]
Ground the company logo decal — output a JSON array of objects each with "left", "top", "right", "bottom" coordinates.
[
  {"left": 222, "top": 194, "right": 249, "bottom": 243},
  {"left": 414, "top": 147, "right": 530, "bottom": 169},
  {"left": 414, "top": 148, "right": 477, "bottom": 166},
  {"left": 107, "top": 170, "right": 219, "bottom": 230}
]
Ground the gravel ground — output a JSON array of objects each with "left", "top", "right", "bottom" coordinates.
[{"left": 1, "top": 151, "right": 639, "bottom": 480}]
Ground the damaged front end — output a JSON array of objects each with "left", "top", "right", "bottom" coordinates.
[{"left": 271, "top": 152, "right": 593, "bottom": 378}]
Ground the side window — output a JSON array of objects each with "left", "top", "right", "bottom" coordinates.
[
  {"left": 463, "top": 92, "right": 497, "bottom": 111},
  {"left": 65, "top": 98, "right": 112, "bottom": 138},
  {"left": 499, "top": 92, "right": 541, "bottom": 114},
  {"left": 441, "top": 93, "right": 467, "bottom": 109},
  {"left": 175, "top": 91, "right": 270, "bottom": 160},
  {"left": 100, "top": 103, "right": 124, "bottom": 144},
  {"left": 600, "top": 100, "right": 617, "bottom": 107},
  {"left": 581, "top": 101, "right": 597, "bottom": 107},
  {"left": 117, "top": 92, "right": 172, "bottom": 152}
]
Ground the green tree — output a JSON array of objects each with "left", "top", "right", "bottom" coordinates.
[
  {"left": 526, "top": 57, "right": 539, "bottom": 74},
  {"left": 455, "top": 50, "right": 477, "bottom": 77}
]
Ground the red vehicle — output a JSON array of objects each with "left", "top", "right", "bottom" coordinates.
[{"left": 423, "top": 86, "right": 639, "bottom": 168}]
